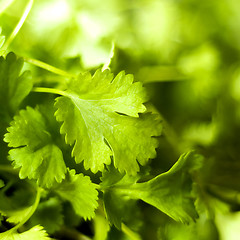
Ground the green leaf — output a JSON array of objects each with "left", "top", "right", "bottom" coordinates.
[
  {"left": 100, "top": 164, "right": 125, "bottom": 188},
  {"left": 0, "top": 225, "right": 51, "bottom": 240},
  {"left": 55, "top": 69, "right": 162, "bottom": 174},
  {"left": 4, "top": 106, "right": 66, "bottom": 188},
  {"left": 103, "top": 191, "right": 142, "bottom": 230},
  {"left": 28, "top": 198, "right": 63, "bottom": 234},
  {"left": 54, "top": 169, "right": 98, "bottom": 220},
  {"left": 106, "top": 151, "right": 203, "bottom": 224},
  {"left": 0, "top": 52, "right": 32, "bottom": 116},
  {"left": 158, "top": 217, "right": 219, "bottom": 240},
  {"left": 1, "top": 205, "right": 33, "bottom": 224}
]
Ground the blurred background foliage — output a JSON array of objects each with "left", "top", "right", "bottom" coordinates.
[{"left": 1, "top": 0, "right": 240, "bottom": 239}]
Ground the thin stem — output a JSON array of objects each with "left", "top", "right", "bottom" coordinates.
[
  {"left": 32, "top": 87, "right": 67, "bottom": 96},
  {"left": 122, "top": 223, "right": 142, "bottom": 240},
  {"left": 2, "top": 187, "right": 42, "bottom": 235},
  {"left": 0, "top": 164, "right": 18, "bottom": 174},
  {"left": 1, "top": 0, "right": 34, "bottom": 51},
  {"left": 24, "top": 57, "right": 76, "bottom": 78},
  {"left": 102, "top": 41, "right": 115, "bottom": 71},
  {"left": 15, "top": 187, "right": 42, "bottom": 229}
]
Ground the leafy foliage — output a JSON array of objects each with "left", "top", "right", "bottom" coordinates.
[
  {"left": 54, "top": 169, "right": 99, "bottom": 220},
  {"left": 27, "top": 198, "right": 63, "bottom": 234},
  {"left": 55, "top": 69, "right": 162, "bottom": 174},
  {"left": 1, "top": 0, "right": 240, "bottom": 239},
  {"left": 0, "top": 225, "right": 51, "bottom": 240},
  {"left": 0, "top": 52, "right": 32, "bottom": 117},
  {"left": 4, "top": 106, "right": 66, "bottom": 188},
  {"left": 103, "top": 151, "right": 202, "bottom": 226}
]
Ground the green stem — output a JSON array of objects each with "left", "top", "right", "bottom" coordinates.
[
  {"left": 1, "top": 0, "right": 34, "bottom": 51},
  {"left": 102, "top": 41, "right": 115, "bottom": 71},
  {"left": 122, "top": 223, "right": 142, "bottom": 240},
  {"left": 24, "top": 57, "right": 76, "bottom": 78},
  {"left": 2, "top": 187, "right": 42, "bottom": 235},
  {"left": 16, "top": 187, "right": 42, "bottom": 229},
  {"left": 32, "top": 87, "right": 67, "bottom": 96},
  {"left": 0, "top": 164, "right": 18, "bottom": 174}
]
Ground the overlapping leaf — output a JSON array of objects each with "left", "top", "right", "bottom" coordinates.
[
  {"left": 55, "top": 69, "right": 162, "bottom": 174},
  {"left": 0, "top": 205, "right": 33, "bottom": 225},
  {"left": 54, "top": 169, "right": 98, "bottom": 220},
  {"left": 4, "top": 106, "right": 66, "bottom": 188},
  {"left": 0, "top": 52, "right": 32, "bottom": 116},
  {"left": 0, "top": 225, "right": 51, "bottom": 240},
  {"left": 103, "top": 151, "right": 203, "bottom": 224},
  {"left": 0, "top": 178, "right": 36, "bottom": 224},
  {"left": 28, "top": 198, "right": 63, "bottom": 234}
]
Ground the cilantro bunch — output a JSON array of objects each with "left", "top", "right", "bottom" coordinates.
[
  {"left": 0, "top": 1, "right": 214, "bottom": 239},
  {"left": 0, "top": 51, "right": 202, "bottom": 239}
]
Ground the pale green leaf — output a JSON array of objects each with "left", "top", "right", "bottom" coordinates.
[
  {"left": 4, "top": 107, "right": 66, "bottom": 188},
  {"left": 0, "top": 225, "right": 51, "bottom": 240},
  {"left": 0, "top": 52, "right": 32, "bottom": 116},
  {"left": 55, "top": 69, "right": 162, "bottom": 174},
  {"left": 54, "top": 169, "right": 98, "bottom": 220}
]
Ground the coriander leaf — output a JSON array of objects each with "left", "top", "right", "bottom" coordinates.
[
  {"left": 0, "top": 205, "right": 33, "bottom": 224},
  {"left": 54, "top": 169, "right": 98, "bottom": 220},
  {"left": 55, "top": 69, "right": 162, "bottom": 174},
  {"left": 0, "top": 178, "right": 35, "bottom": 210},
  {"left": 0, "top": 225, "right": 51, "bottom": 240},
  {"left": 0, "top": 177, "right": 36, "bottom": 224},
  {"left": 158, "top": 218, "right": 219, "bottom": 240},
  {"left": 103, "top": 190, "right": 126, "bottom": 229},
  {"left": 0, "top": 52, "right": 32, "bottom": 116},
  {"left": 100, "top": 164, "right": 125, "bottom": 188},
  {"left": 106, "top": 151, "right": 203, "bottom": 223},
  {"left": 28, "top": 198, "right": 63, "bottom": 234},
  {"left": 103, "top": 191, "right": 142, "bottom": 230},
  {"left": 4, "top": 106, "right": 66, "bottom": 188}
]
